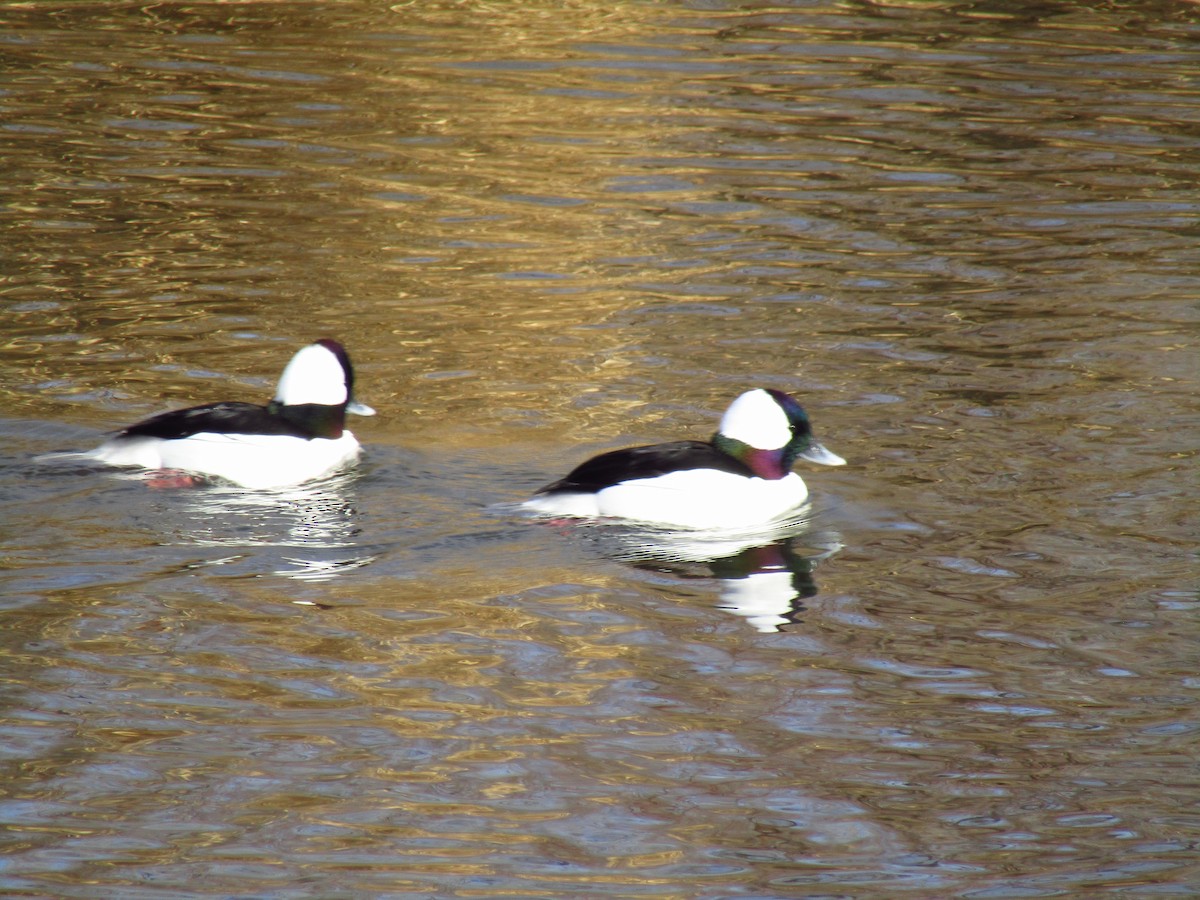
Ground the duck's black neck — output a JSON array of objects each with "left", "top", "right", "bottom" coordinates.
[
  {"left": 712, "top": 433, "right": 789, "bottom": 480},
  {"left": 270, "top": 401, "right": 346, "bottom": 439}
]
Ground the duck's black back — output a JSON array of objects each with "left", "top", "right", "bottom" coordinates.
[
  {"left": 118, "top": 402, "right": 311, "bottom": 440},
  {"left": 538, "top": 440, "right": 754, "bottom": 494}
]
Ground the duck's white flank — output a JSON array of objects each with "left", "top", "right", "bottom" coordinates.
[
  {"left": 524, "top": 468, "right": 810, "bottom": 529},
  {"left": 87, "top": 431, "right": 362, "bottom": 490}
]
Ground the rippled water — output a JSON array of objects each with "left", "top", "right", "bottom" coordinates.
[{"left": 2, "top": 1, "right": 1198, "bottom": 897}]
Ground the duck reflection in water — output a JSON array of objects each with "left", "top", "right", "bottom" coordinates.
[
  {"left": 569, "top": 519, "right": 843, "bottom": 633},
  {"left": 164, "top": 470, "right": 377, "bottom": 582}
]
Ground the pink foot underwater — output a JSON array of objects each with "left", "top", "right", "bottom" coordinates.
[{"left": 144, "top": 469, "right": 207, "bottom": 489}]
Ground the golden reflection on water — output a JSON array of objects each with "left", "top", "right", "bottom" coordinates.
[{"left": 2, "top": 0, "right": 1199, "bottom": 896}]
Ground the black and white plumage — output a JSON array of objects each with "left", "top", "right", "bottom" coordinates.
[
  {"left": 84, "top": 339, "right": 375, "bottom": 489},
  {"left": 522, "top": 388, "right": 845, "bottom": 529}
]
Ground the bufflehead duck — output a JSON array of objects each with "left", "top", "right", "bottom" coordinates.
[
  {"left": 522, "top": 388, "right": 845, "bottom": 529},
  {"left": 85, "top": 339, "right": 375, "bottom": 489}
]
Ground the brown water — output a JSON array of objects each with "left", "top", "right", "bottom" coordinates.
[{"left": 2, "top": 1, "right": 1198, "bottom": 897}]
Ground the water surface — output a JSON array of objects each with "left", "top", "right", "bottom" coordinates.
[{"left": 1, "top": 1, "right": 1198, "bottom": 897}]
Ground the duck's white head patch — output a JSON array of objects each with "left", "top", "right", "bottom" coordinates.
[
  {"left": 273, "top": 342, "right": 349, "bottom": 407},
  {"left": 717, "top": 389, "right": 793, "bottom": 450}
]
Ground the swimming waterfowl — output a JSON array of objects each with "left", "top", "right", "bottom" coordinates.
[
  {"left": 522, "top": 388, "right": 844, "bottom": 529},
  {"left": 85, "top": 339, "right": 374, "bottom": 489}
]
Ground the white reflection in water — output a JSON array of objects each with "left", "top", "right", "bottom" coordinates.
[
  {"left": 540, "top": 513, "right": 842, "bottom": 632},
  {"left": 33, "top": 444, "right": 380, "bottom": 583},
  {"left": 173, "top": 473, "right": 376, "bottom": 581},
  {"left": 54, "top": 465, "right": 379, "bottom": 582}
]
